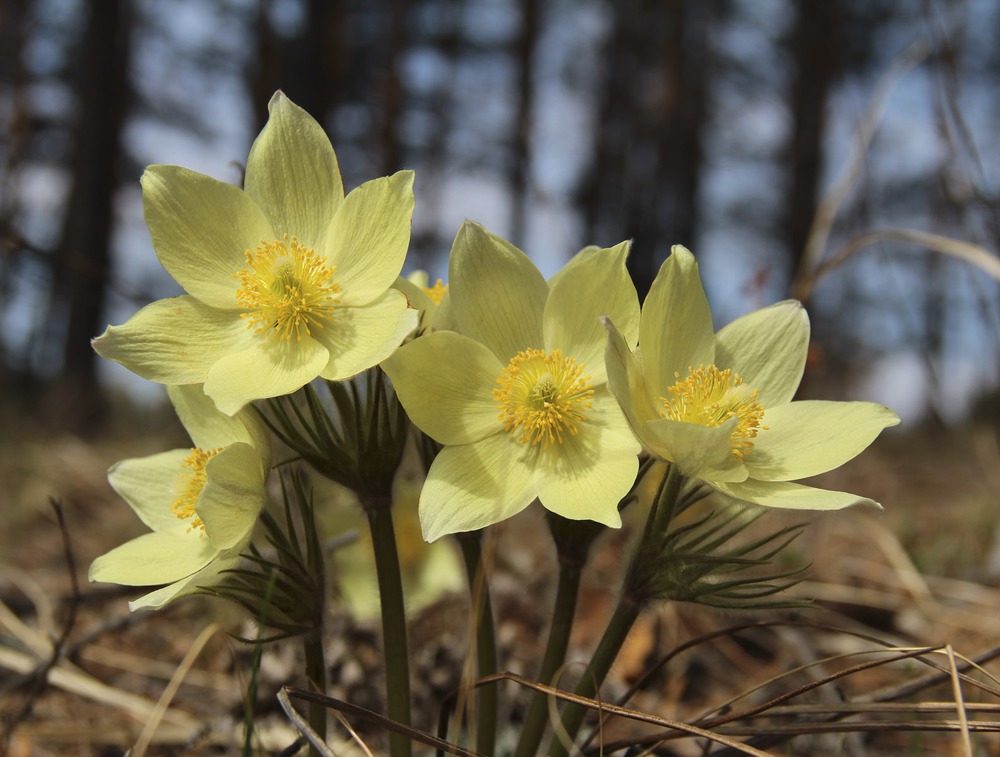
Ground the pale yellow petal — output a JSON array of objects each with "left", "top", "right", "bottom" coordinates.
[
  {"left": 382, "top": 331, "right": 504, "bottom": 445},
  {"left": 167, "top": 384, "right": 268, "bottom": 454},
  {"left": 534, "top": 393, "right": 638, "bottom": 527},
  {"left": 419, "top": 434, "right": 537, "bottom": 541},
  {"left": 127, "top": 549, "right": 244, "bottom": 611},
  {"left": 713, "top": 479, "right": 882, "bottom": 511},
  {"left": 325, "top": 171, "right": 415, "bottom": 306},
  {"left": 198, "top": 443, "right": 266, "bottom": 549},
  {"left": 93, "top": 296, "right": 257, "bottom": 385},
  {"left": 602, "top": 316, "right": 661, "bottom": 444},
  {"left": 89, "top": 532, "right": 218, "bottom": 587},
  {"left": 244, "top": 91, "right": 344, "bottom": 246},
  {"left": 107, "top": 451, "right": 190, "bottom": 535},
  {"left": 745, "top": 400, "right": 900, "bottom": 481},
  {"left": 448, "top": 222, "right": 547, "bottom": 361},
  {"left": 141, "top": 165, "right": 274, "bottom": 310},
  {"left": 204, "top": 335, "right": 330, "bottom": 415},
  {"left": 715, "top": 300, "right": 809, "bottom": 406},
  {"left": 644, "top": 416, "right": 749, "bottom": 482},
  {"left": 393, "top": 274, "right": 436, "bottom": 331},
  {"left": 313, "top": 288, "right": 419, "bottom": 381},
  {"left": 641, "top": 246, "right": 715, "bottom": 396},
  {"left": 543, "top": 241, "right": 638, "bottom": 384}
]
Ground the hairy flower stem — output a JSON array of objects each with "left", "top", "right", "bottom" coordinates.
[
  {"left": 513, "top": 559, "right": 583, "bottom": 757},
  {"left": 545, "top": 596, "right": 641, "bottom": 757},
  {"left": 514, "top": 512, "right": 604, "bottom": 757},
  {"left": 364, "top": 498, "right": 412, "bottom": 757},
  {"left": 456, "top": 531, "right": 498, "bottom": 756},
  {"left": 302, "top": 627, "right": 327, "bottom": 753},
  {"left": 546, "top": 466, "right": 681, "bottom": 756}
]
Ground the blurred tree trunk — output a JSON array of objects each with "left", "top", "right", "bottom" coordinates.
[
  {"left": 0, "top": 0, "right": 30, "bottom": 393},
  {"left": 251, "top": 0, "right": 347, "bottom": 134},
  {"left": 379, "top": 0, "right": 407, "bottom": 175},
  {"left": 783, "top": 0, "right": 840, "bottom": 292},
  {"left": 509, "top": 0, "right": 538, "bottom": 247},
  {"left": 581, "top": 0, "right": 711, "bottom": 301},
  {"left": 43, "top": 0, "right": 133, "bottom": 433}
]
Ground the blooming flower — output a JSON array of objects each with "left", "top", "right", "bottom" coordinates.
[
  {"left": 394, "top": 269, "right": 453, "bottom": 333},
  {"left": 604, "top": 245, "right": 900, "bottom": 509},
  {"left": 93, "top": 92, "right": 418, "bottom": 415},
  {"left": 383, "top": 221, "right": 641, "bottom": 541},
  {"left": 89, "top": 385, "right": 270, "bottom": 610}
]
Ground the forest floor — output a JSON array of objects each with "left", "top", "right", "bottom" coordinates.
[{"left": 3, "top": 402, "right": 1000, "bottom": 756}]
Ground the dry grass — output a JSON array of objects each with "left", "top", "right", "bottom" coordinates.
[{"left": 2, "top": 406, "right": 1000, "bottom": 755}]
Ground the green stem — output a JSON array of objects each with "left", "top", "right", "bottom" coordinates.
[
  {"left": 545, "top": 465, "right": 682, "bottom": 756},
  {"left": 302, "top": 627, "right": 328, "bottom": 752},
  {"left": 545, "top": 597, "right": 641, "bottom": 757},
  {"left": 646, "top": 463, "right": 682, "bottom": 551},
  {"left": 457, "top": 532, "right": 498, "bottom": 756},
  {"left": 513, "top": 559, "right": 583, "bottom": 757},
  {"left": 365, "top": 499, "right": 412, "bottom": 757}
]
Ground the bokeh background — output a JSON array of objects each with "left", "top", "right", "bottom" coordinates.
[
  {"left": 4, "top": 0, "right": 1000, "bottom": 754},
  {"left": 2, "top": 0, "right": 999, "bottom": 432}
]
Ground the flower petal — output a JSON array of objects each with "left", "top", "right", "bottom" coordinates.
[
  {"left": 204, "top": 335, "right": 330, "bottom": 414},
  {"left": 89, "top": 531, "right": 218, "bottom": 587},
  {"left": 644, "top": 417, "right": 749, "bottom": 483},
  {"left": 393, "top": 274, "right": 436, "bottom": 331},
  {"left": 168, "top": 384, "right": 269, "bottom": 454},
  {"left": 127, "top": 549, "right": 244, "bottom": 611},
  {"left": 93, "top": 296, "right": 257, "bottom": 385},
  {"left": 243, "top": 91, "right": 344, "bottom": 246},
  {"left": 534, "top": 393, "right": 638, "bottom": 527},
  {"left": 419, "top": 433, "right": 536, "bottom": 541},
  {"left": 641, "top": 246, "right": 715, "bottom": 395},
  {"left": 382, "top": 331, "right": 503, "bottom": 445},
  {"left": 314, "top": 288, "right": 419, "bottom": 381},
  {"left": 603, "top": 316, "right": 664, "bottom": 445},
  {"left": 745, "top": 400, "right": 900, "bottom": 481},
  {"left": 142, "top": 167, "right": 277, "bottom": 311},
  {"left": 715, "top": 300, "right": 809, "bottom": 406},
  {"left": 326, "top": 171, "right": 415, "bottom": 306},
  {"left": 142, "top": 165, "right": 276, "bottom": 309},
  {"left": 713, "top": 479, "right": 883, "bottom": 510},
  {"left": 108, "top": 451, "right": 190, "bottom": 535},
  {"left": 543, "top": 241, "right": 638, "bottom": 384},
  {"left": 448, "top": 222, "right": 547, "bottom": 361},
  {"left": 198, "top": 443, "right": 265, "bottom": 549}
]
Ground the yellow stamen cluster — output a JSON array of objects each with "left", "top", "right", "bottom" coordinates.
[
  {"left": 493, "top": 349, "right": 594, "bottom": 447},
  {"left": 170, "top": 447, "right": 222, "bottom": 535},
  {"left": 235, "top": 236, "right": 340, "bottom": 341},
  {"left": 661, "top": 364, "right": 766, "bottom": 460},
  {"left": 422, "top": 278, "right": 448, "bottom": 305}
]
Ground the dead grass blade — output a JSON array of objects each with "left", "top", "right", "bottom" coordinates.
[
  {"left": 792, "top": 39, "right": 929, "bottom": 295},
  {"left": 282, "top": 686, "right": 485, "bottom": 756},
  {"left": 483, "top": 672, "right": 774, "bottom": 756},
  {"left": 794, "top": 227, "right": 1000, "bottom": 302},
  {"left": 131, "top": 622, "right": 220, "bottom": 756}
]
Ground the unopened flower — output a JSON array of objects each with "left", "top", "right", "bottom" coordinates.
[
  {"left": 93, "top": 92, "right": 418, "bottom": 415},
  {"left": 383, "top": 222, "right": 640, "bottom": 541},
  {"left": 89, "top": 385, "right": 270, "bottom": 610},
  {"left": 604, "top": 246, "right": 899, "bottom": 510}
]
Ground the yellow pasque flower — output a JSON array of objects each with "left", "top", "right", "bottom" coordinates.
[
  {"left": 89, "top": 385, "right": 270, "bottom": 610},
  {"left": 604, "top": 245, "right": 900, "bottom": 509},
  {"left": 383, "top": 221, "right": 641, "bottom": 541},
  {"left": 394, "top": 269, "right": 454, "bottom": 333},
  {"left": 93, "top": 92, "right": 418, "bottom": 415}
]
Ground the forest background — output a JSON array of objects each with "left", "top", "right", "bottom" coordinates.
[{"left": 3, "top": 0, "right": 1000, "bottom": 754}]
